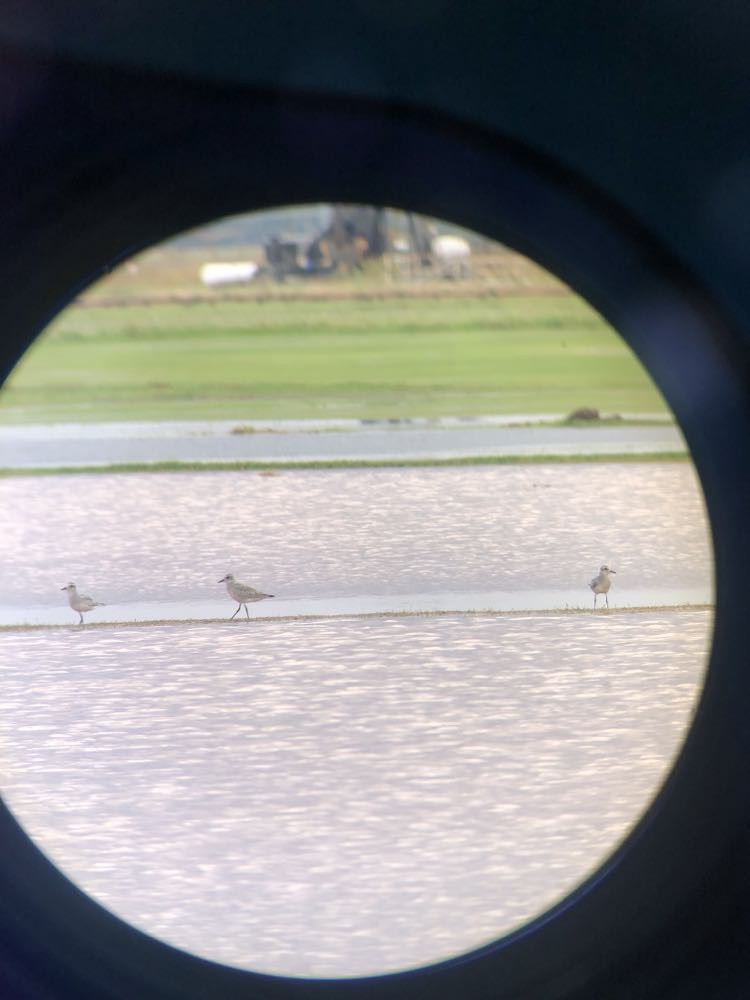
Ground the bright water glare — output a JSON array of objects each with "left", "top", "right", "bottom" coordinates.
[
  {"left": 0, "top": 611, "right": 709, "bottom": 976},
  {"left": 0, "top": 462, "right": 713, "bottom": 975},
  {"left": 0, "top": 463, "right": 711, "bottom": 623}
]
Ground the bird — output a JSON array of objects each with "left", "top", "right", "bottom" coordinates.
[
  {"left": 218, "top": 573, "right": 274, "bottom": 619},
  {"left": 589, "top": 565, "right": 616, "bottom": 609},
  {"left": 61, "top": 582, "right": 105, "bottom": 624}
]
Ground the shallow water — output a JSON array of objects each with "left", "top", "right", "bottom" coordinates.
[
  {"left": 0, "top": 418, "right": 684, "bottom": 468},
  {"left": 0, "top": 461, "right": 714, "bottom": 975},
  {"left": 0, "top": 463, "right": 712, "bottom": 622},
  {"left": 0, "top": 611, "right": 711, "bottom": 977}
]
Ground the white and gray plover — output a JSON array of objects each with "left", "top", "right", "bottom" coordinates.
[
  {"left": 61, "top": 582, "right": 105, "bottom": 624},
  {"left": 218, "top": 573, "right": 274, "bottom": 619},
  {"left": 589, "top": 565, "right": 616, "bottom": 609}
]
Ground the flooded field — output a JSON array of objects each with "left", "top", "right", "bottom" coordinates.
[
  {"left": 0, "top": 463, "right": 712, "bottom": 624},
  {"left": 0, "top": 461, "right": 714, "bottom": 975},
  {"left": 0, "top": 611, "right": 711, "bottom": 977},
  {"left": 0, "top": 417, "right": 684, "bottom": 468}
]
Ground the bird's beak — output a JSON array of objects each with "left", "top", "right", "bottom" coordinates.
[
  {"left": 60, "top": 586, "right": 67, "bottom": 590},
  {"left": 610, "top": 570, "right": 616, "bottom": 573},
  {"left": 217, "top": 577, "right": 225, "bottom": 583}
]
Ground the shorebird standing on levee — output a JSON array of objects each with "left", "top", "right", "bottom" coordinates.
[
  {"left": 589, "top": 565, "right": 616, "bottom": 609},
  {"left": 218, "top": 573, "right": 274, "bottom": 619},
  {"left": 61, "top": 582, "right": 105, "bottom": 624}
]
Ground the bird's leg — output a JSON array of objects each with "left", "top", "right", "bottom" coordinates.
[
  {"left": 605, "top": 594, "right": 609, "bottom": 608},
  {"left": 230, "top": 604, "right": 241, "bottom": 620},
  {"left": 244, "top": 604, "right": 250, "bottom": 619},
  {"left": 593, "top": 594, "right": 597, "bottom": 610}
]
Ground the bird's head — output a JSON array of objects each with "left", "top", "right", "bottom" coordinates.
[
  {"left": 61, "top": 582, "right": 76, "bottom": 591},
  {"left": 218, "top": 573, "right": 234, "bottom": 584}
]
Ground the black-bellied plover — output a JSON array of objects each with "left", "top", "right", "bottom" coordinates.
[
  {"left": 218, "top": 573, "right": 274, "bottom": 619},
  {"left": 589, "top": 565, "right": 616, "bottom": 609},
  {"left": 61, "top": 582, "right": 105, "bottom": 624}
]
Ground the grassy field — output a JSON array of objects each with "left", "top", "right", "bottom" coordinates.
[{"left": 0, "top": 291, "right": 669, "bottom": 424}]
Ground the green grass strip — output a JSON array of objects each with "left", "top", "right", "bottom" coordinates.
[{"left": 0, "top": 451, "right": 690, "bottom": 477}]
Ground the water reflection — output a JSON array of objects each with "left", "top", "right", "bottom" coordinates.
[
  {"left": 0, "top": 463, "right": 711, "bottom": 616},
  {"left": 0, "top": 611, "right": 710, "bottom": 976}
]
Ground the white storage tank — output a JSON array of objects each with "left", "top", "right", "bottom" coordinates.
[
  {"left": 199, "top": 261, "right": 259, "bottom": 286},
  {"left": 430, "top": 234, "right": 471, "bottom": 278}
]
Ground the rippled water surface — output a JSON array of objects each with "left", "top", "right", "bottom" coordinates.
[
  {"left": 0, "top": 611, "right": 710, "bottom": 976},
  {"left": 0, "top": 461, "right": 714, "bottom": 975},
  {"left": 0, "top": 463, "right": 712, "bottom": 620}
]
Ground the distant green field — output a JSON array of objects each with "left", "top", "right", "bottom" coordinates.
[{"left": 0, "top": 295, "right": 669, "bottom": 423}]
